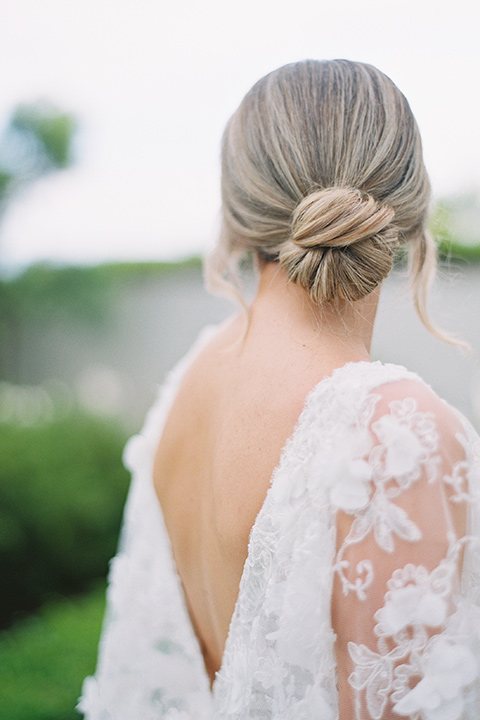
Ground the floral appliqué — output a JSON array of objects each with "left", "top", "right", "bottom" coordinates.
[{"left": 338, "top": 396, "right": 480, "bottom": 719}]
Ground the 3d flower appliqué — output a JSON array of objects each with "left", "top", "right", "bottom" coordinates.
[
  {"left": 392, "top": 638, "right": 478, "bottom": 720},
  {"left": 375, "top": 583, "right": 447, "bottom": 637},
  {"left": 371, "top": 398, "right": 438, "bottom": 486}
]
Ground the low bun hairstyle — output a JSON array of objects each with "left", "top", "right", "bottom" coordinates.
[
  {"left": 206, "top": 59, "right": 440, "bottom": 335},
  {"left": 280, "top": 187, "right": 397, "bottom": 303}
]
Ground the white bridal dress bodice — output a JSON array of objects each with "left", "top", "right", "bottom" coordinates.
[{"left": 78, "top": 325, "right": 480, "bottom": 720}]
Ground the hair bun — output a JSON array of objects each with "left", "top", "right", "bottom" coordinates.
[
  {"left": 279, "top": 187, "right": 398, "bottom": 303},
  {"left": 291, "top": 187, "right": 394, "bottom": 248}
]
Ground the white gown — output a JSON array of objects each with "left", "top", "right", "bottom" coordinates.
[{"left": 78, "top": 325, "right": 480, "bottom": 720}]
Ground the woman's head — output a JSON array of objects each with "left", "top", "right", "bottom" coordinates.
[{"left": 207, "top": 59, "right": 437, "bottom": 329}]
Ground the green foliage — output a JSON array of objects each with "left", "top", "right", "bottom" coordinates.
[
  {"left": 0, "top": 407, "right": 129, "bottom": 628},
  {"left": 0, "top": 257, "right": 203, "bottom": 407},
  {"left": 431, "top": 196, "right": 480, "bottom": 262},
  {"left": 0, "top": 168, "right": 13, "bottom": 196},
  {"left": 0, "top": 101, "right": 76, "bottom": 208},
  {"left": 440, "top": 241, "right": 480, "bottom": 262},
  {"left": 2, "top": 263, "right": 117, "bottom": 326},
  {"left": 91, "top": 256, "right": 203, "bottom": 279},
  {"left": 0, "top": 257, "right": 203, "bottom": 324},
  {"left": 0, "top": 585, "right": 105, "bottom": 720},
  {"left": 0, "top": 257, "right": 201, "bottom": 362},
  {"left": 10, "top": 102, "right": 75, "bottom": 170}
]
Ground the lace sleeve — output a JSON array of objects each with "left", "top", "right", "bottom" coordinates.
[{"left": 331, "top": 379, "right": 480, "bottom": 720}]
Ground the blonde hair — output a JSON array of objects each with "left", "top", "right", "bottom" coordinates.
[{"left": 205, "top": 59, "right": 443, "bottom": 338}]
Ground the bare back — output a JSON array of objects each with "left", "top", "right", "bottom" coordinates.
[
  {"left": 153, "top": 318, "right": 316, "bottom": 681},
  {"left": 152, "top": 270, "right": 375, "bottom": 684}
]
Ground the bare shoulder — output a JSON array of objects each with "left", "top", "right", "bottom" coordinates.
[{"left": 177, "top": 312, "right": 331, "bottom": 419}]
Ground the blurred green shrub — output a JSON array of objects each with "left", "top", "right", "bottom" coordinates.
[
  {"left": 0, "top": 406, "right": 129, "bottom": 628},
  {"left": 0, "top": 584, "right": 105, "bottom": 720},
  {"left": 431, "top": 195, "right": 480, "bottom": 262}
]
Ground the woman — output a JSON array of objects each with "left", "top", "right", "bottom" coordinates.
[{"left": 78, "top": 60, "right": 480, "bottom": 719}]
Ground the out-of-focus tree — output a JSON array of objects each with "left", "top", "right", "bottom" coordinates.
[
  {"left": 0, "top": 100, "right": 76, "bottom": 216},
  {"left": 0, "top": 101, "right": 76, "bottom": 380}
]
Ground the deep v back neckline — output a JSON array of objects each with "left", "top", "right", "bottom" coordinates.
[
  {"left": 149, "top": 331, "right": 374, "bottom": 694},
  {"left": 79, "top": 325, "right": 480, "bottom": 720}
]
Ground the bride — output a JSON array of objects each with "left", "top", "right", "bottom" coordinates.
[{"left": 79, "top": 59, "right": 480, "bottom": 719}]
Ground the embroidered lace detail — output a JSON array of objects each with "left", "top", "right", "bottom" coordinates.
[
  {"left": 78, "top": 328, "right": 480, "bottom": 720},
  {"left": 331, "top": 382, "right": 480, "bottom": 719}
]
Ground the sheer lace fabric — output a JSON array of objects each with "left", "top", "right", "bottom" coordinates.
[{"left": 78, "top": 326, "right": 480, "bottom": 720}]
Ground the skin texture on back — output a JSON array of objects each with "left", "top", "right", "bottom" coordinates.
[{"left": 153, "top": 262, "right": 378, "bottom": 684}]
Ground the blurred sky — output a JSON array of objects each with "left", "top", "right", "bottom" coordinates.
[{"left": 0, "top": 0, "right": 479, "bottom": 270}]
